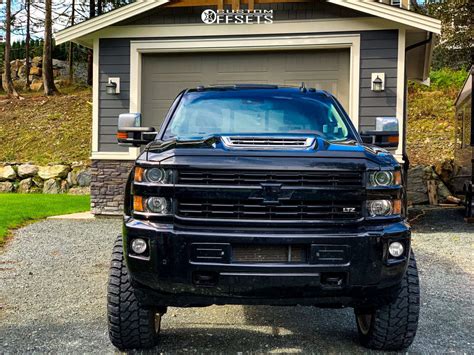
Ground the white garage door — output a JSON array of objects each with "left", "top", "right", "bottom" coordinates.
[{"left": 141, "top": 49, "right": 350, "bottom": 129}]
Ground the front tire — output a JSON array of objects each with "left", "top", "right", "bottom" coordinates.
[
  {"left": 354, "top": 252, "right": 420, "bottom": 350},
  {"left": 107, "top": 235, "right": 160, "bottom": 350}
]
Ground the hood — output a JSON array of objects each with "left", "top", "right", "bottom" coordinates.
[{"left": 142, "top": 134, "right": 398, "bottom": 169}]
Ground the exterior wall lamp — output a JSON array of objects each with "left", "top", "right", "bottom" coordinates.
[
  {"left": 371, "top": 73, "right": 385, "bottom": 92},
  {"left": 106, "top": 77, "right": 121, "bottom": 95}
]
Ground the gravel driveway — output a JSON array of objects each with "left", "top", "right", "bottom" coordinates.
[{"left": 1, "top": 208, "right": 473, "bottom": 353}]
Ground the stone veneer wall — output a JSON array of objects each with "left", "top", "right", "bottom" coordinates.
[{"left": 90, "top": 160, "right": 134, "bottom": 215}]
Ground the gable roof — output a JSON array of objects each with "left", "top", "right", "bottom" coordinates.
[
  {"left": 55, "top": 0, "right": 441, "bottom": 46},
  {"left": 328, "top": 0, "right": 440, "bottom": 34}
]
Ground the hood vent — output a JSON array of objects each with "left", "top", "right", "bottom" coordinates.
[{"left": 221, "top": 136, "right": 316, "bottom": 150}]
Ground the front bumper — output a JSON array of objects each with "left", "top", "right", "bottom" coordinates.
[{"left": 123, "top": 219, "right": 411, "bottom": 308}]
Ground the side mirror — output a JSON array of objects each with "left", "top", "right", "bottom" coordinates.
[
  {"left": 117, "top": 113, "right": 156, "bottom": 147},
  {"left": 360, "top": 117, "right": 399, "bottom": 148}
]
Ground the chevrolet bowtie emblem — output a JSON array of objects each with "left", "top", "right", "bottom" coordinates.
[{"left": 249, "top": 183, "right": 291, "bottom": 205}]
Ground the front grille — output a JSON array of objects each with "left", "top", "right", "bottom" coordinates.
[
  {"left": 177, "top": 199, "right": 362, "bottom": 221},
  {"left": 222, "top": 136, "right": 315, "bottom": 149},
  {"left": 178, "top": 170, "right": 364, "bottom": 188},
  {"left": 233, "top": 245, "right": 307, "bottom": 263}
]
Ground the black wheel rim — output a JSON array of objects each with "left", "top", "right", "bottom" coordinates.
[{"left": 357, "top": 313, "right": 373, "bottom": 335}]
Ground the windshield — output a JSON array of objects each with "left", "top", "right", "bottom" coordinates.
[{"left": 163, "top": 90, "right": 355, "bottom": 141}]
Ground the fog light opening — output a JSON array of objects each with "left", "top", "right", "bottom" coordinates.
[
  {"left": 388, "top": 241, "right": 404, "bottom": 258},
  {"left": 131, "top": 238, "right": 148, "bottom": 254}
]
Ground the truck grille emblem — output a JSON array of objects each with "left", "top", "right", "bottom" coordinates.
[
  {"left": 248, "top": 183, "right": 292, "bottom": 205},
  {"left": 343, "top": 207, "right": 356, "bottom": 213}
]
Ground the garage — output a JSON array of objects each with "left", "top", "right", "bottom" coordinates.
[{"left": 141, "top": 49, "right": 350, "bottom": 129}]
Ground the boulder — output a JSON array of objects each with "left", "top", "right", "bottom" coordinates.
[
  {"left": 30, "top": 80, "right": 43, "bottom": 92},
  {"left": 0, "top": 165, "right": 17, "bottom": 181},
  {"left": 434, "top": 159, "right": 454, "bottom": 184},
  {"left": 17, "top": 163, "right": 39, "bottom": 178},
  {"left": 67, "top": 171, "right": 78, "bottom": 187},
  {"left": 38, "top": 165, "right": 70, "bottom": 180},
  {"left": 437, "top": 180, "right": 452, "bottom": 202},
  {"left": 54, "top": 79, "right": 66, "bottom": 88},
  {"left": 29, "top": 66, "right": 41, "bottom": 76},
  {"left": 407, "top": 165, "right": 429, "bottom": 205},
  {"left": 60, "top": 180, "right": 69, "bottom": 193},
  {"left": 69, "top": 186, "right": 91, "bottom": 195},
  {"left": 18, "top": 178, "right": 33, "bottom": 193},
  {"left": 0, "top": 181, "right": 14, "bottom": 193},
  {"left": 31, "top": 56, "right": 42, "bottom": 67},
  {"left": 32, "top": 176, "right": 44, "bottom": 188},
  {"left": 43, "top": 179, "right": 60, "bottom": 194},
  {"left": 77, "top": 170, "right": 92, "bottom": 187},
  {"left": 52, "top": 59, "right": 66, "bottom": 68}
]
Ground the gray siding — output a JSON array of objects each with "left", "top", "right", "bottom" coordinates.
[
  {"left": 99, "top": 38, "right": 130, "bottom": 152},
  {"left": 359, "top": 30, "right": 399, "bottom": 132},
  {"left": 98, "top": 28, "right": 399, "bottom": 152},
  {"left": 119, "top": 1, "right": 368, "bottom": 26}
]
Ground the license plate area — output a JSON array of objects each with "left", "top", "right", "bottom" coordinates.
[{"left": 233, "top": 245, "right": 307, "bottom": 264}]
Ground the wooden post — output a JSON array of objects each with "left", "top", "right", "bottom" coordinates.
[
  {"left": 427, "top": 180, "right": 438, "bottom": 206},
  {"left": 248, "top": 0, "right": 254, "bottom": 11},
  {"left": 217, "top": 0, "right": 224, "bottom": 10},
  {"left": 232, "top": 0, "right": 240, "bottom": 10}
]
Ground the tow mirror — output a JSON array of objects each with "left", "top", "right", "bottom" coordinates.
[
  {"left": 117, "top": 113, "right": 156, "bottom": 147},
  {"left": 361, "top": 117, "right": 399, "bottom": 148}
]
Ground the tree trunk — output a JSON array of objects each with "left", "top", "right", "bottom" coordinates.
[
  {"left": 25, "top": 0, "right": 31, "bottom": 90},
  {"left": 87, "top": 0, "right": 96, "bottom": 86},
  {"left": 97, "top": 0, "right": 103, "bottom": 15},
  {"left": 68, "top": 0, "right": 75, "bottom": 84},
  {"left": 43, "top": 0, "right": 57, "bottom": 95},
  {"left": 2, "top": 0, "right": 20, "bottom": 98}
]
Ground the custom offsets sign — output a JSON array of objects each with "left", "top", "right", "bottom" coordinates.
[{"left": 201, "top": 9, "right": 274, "bottom": 25}]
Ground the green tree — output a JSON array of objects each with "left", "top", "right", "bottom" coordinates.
[{"left": 416, "top": 0, "right": 473, "bottom": 70}]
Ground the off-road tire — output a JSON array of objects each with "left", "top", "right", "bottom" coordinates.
[
  {"left": 354, "top": 251, "right": 420, "bottom": 351},
  {"left": 107, "top": 235, "right": 159, "bottom": 350}
]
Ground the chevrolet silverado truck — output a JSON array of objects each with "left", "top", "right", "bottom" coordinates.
[{"left": 108, "top": 85, "right": 419, "bottom": 351}]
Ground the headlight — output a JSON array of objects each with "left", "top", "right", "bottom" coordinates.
[
  {"left": 369, "top": 170, "right": 402, "bottom": 187},
  {"left": 133, "top": 196, "right": 171, "bottom": 214},
  {"left": 134, "top": 167, "right": 172, "bottom": 184},
  {"left": 146, "top": 197, "right": 169, "bottom": 214},
  {"left": 145, "top": 168, "right": 166, "bottom": 183},
  {"left": 367, "top": 199, "right": 401, "bottom": 217}
]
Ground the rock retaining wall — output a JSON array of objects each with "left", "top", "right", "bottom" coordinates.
[
  {"left": 0, "top": 163, "right": 91, "bottom": 195},
  {"left": 3, "top": 57, "right": 88, "bottom": 91}
]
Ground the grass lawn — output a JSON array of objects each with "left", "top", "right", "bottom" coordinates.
[{"left": 0, "top": 194, "right": 90, "bottom": 245}]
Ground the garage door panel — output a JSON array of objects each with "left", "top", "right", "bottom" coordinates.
[
  {"left": 285, "top": 51, "right": 342, "bottom": 71},
  {"left": 217, "top": 54, "right": 270, "bottom": 73},
  {"left": 215, "top": 79, "right": 270, "bottom": 85},
  {"left": 142, "top": 50, "right": 350, "bottom": 129},
  {"left": 145, "top": 56, "right": 204, "bottom": 74}
]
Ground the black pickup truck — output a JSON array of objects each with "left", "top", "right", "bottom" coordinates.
[{"left": 108, "top": 85, "right": 419, "bottom": 351}]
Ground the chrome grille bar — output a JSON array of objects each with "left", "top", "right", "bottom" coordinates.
[{"left": 221, "top": 136, "right": 316, "bottom": 150}]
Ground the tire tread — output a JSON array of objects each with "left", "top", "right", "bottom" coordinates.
[
  {"left": 107, "top": 235, "right": 157, "bottom": 350},
  {"left": 356, "top": 252, "right": 420, "bottom": 350}
]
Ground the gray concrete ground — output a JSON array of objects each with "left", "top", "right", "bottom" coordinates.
[{"left": 0, "top": 208, "right": 473, "bottom": 353}]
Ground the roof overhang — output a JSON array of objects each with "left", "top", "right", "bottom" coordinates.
[
  {"left": 327, "top": 0, "right": 441, "bottom": 34},
  {"left": 455, "top": 66, "right": 473, "bottom": 107},
  {"left": 55, "top": 0, "right": 169, "bottom": 47},
  {"left": 56, "top": 0, "right": 441, "bottom": 47}
]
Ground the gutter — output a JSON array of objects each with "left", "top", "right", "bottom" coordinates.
[{"left": 405, "top": 33, "right": 433, "bottom": 52}]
